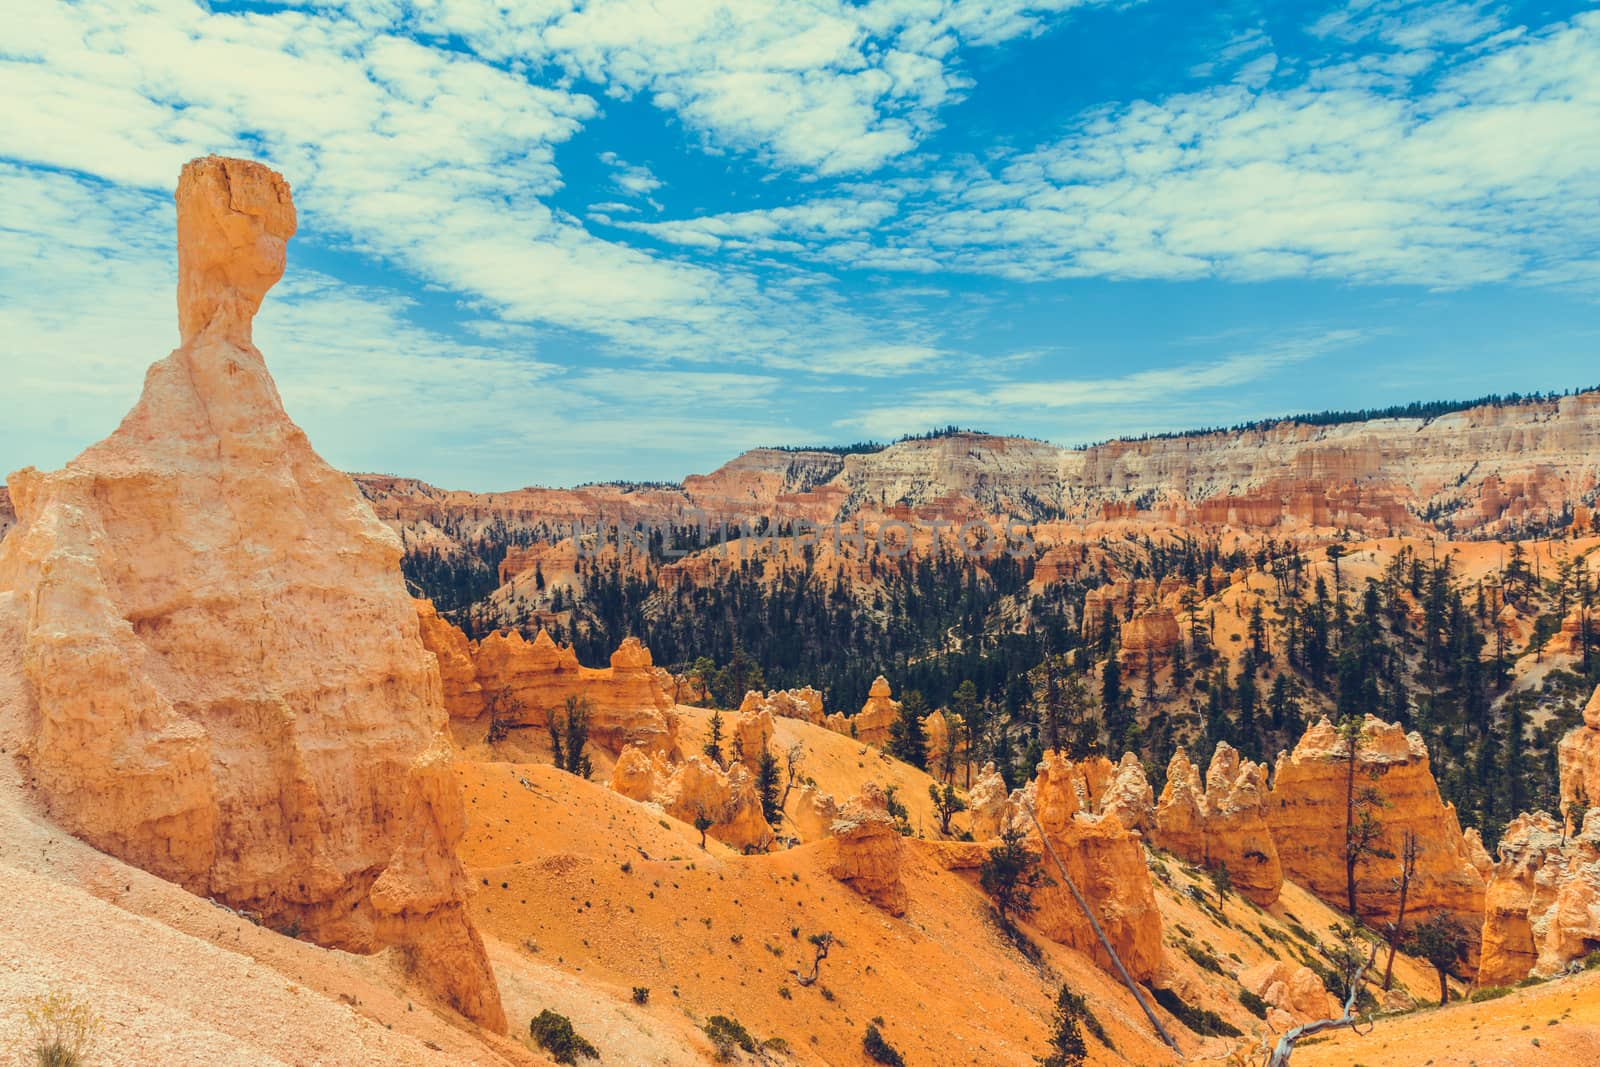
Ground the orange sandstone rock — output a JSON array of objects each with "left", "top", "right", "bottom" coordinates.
[
  {"left": 789, "top": 783, "right": 839, "bottom": 841},
  {"left": 1478, "top": 810, "right": 1600, "bottom": 985},
  {"left": 967, "top": 762, "right": 1012, "bottom": 840},
  {"left": 1238, "top": 961, "right": 1339, "bottom": 1023},
  {"left": 415, "top": 600, "right": 484, "bottom": 719},
  {"left": 612, "top": 739, "right": 776, "bottom": 852},
  {"left": 415, "top": 617, "right": 680, "bottom": 756},
  {"left": 1268, "top": 716, "right": 1487, "bottom": 962},
  {"left": 739, "top": 686, "right": 826, "bottom": 725},
  {"left": 731, "top": 708, "right": 774, "bottom": 770},
  {"left": 1023, "top": 753, "right": 1164, "bottom": 981},
  {"left": 1558, "top": 687, "right": 1600, "bottom": 826},
  {"left": 1120, "top": 609, "right": 1181, "bottom": 672},
  {"left": 852, "top": 675, "right": 900, "bottom": 748},
  {"left": 1153, "top": 744, "right": 1283, "bottom": 905},
  {"left": 827, "top": 783, "right": 907, "bottom": 916},
  {"left": 0, "top": 157, "right": 503, "bottom": 1030}
]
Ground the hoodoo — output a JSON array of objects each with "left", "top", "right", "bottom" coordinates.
[{"left": 0, "top": 157, "right": 504, "bottom": 1030}]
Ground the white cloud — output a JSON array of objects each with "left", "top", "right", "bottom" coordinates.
[
  {"left": 391, "top": 0, "right": 1109, "bottom": 175},
  {"left": 836, "top": 330, "right": 1367, "bottom": 439},
  {"left": 1310, "top": 0, "right": 1501, "bottom": 50},
  {"left": 656, "top": 9, "right": 1600, "bottom": 290},
  {"left": 598, "top": 150, "right": 663, "bottom": 198}
]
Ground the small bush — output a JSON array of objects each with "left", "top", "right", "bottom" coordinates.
[
  {"left": 22, "top": 992, "right": 99, "bottom": 1067},
  {"left": 1238, "top": 988, "right": 1270, "bottom": 1018},
  {"left": 529, "top": 1009, "right": 599, "bottom": 1064},
  {"left": 1150, "top": 986, "right": 1243, "bottom": 1038},
  {"left": 1183, "top": 942, "right": 1226, "bottom": 976},
  {"left": 632, "top": 986, "right": 650, "bottom": 1005},
  {"left": 1469, "top": 985, "right": 1512, "bottom": 1003},
  {"left": 862, "top": 1021, "right": 906, "bottom": 1066},
  {"left": 703, "top": 1015, "right": 757, "bottom": 1061}
]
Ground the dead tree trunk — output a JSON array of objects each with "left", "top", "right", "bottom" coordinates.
[
  {"left": 1267, "top": 962, "right": 1368, "bottom": 1067},
  {"left": 1021, "top": 804, "right": 1182, "bottom": 1055}
]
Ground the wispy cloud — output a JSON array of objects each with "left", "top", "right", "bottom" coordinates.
[{"left": 836, "top": 330, "right": 1367, "bottom": 438}]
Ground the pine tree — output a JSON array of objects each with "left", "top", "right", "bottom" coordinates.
[
  {"left": 1037, "top": 985, "right": 1090, "bottom": 1067},
  {"left": 704, "top": 711, "right": 725, "bottom": 767},
  {"left": 888, "top": 690, "right": 930, "bottom": 770},
  {"left": 980, "top": 822, "right": 1047, "bottom": 925},
  {"left": 756, "top": 748, "right": 782, "bottom": 825}
]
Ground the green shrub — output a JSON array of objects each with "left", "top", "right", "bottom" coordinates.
[
  {"left": 529, "top": 1009, "right": 599, "bottom": 1064},
  {"left": 1238, "top": 989, "right": 1269, "bottom": 1018},
  {"left": 704, "top": 1015, "right": 757, "bottom": 1060},
  {"left": 632, "top": 986, "right": 650, "bottom": 1005},
  {"left": 1150, "top": 987, "right": 1243, "bottom": 1038},
  {"left": 862, "top": 1021, "right": 906, "bottom": 1066},
  {"left": 1469, "top": 985, "right": 1511, "bottom": 1003},
  {"left": 1183, "top": 942, "right": 1226, "bottom": 976}
]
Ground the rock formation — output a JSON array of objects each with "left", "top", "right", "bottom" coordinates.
[
  {"left": 0, "top": 157, "right": 503, "bottom": 1029},
  {"left": 0, "top": 485, "right": 13, "bottom": 541},
  {"left": 363, "top": 393, "right": 1600, "bottom": 542},
  {"left": 1238, "top": 961, "right": 1340, "bottom": 1027},
  {"left": 1478, "top": 809, "right": 1600, "bottom": 985},
  {"left": 1268, "top": 716, "right": 1487, "bottom": 961},
  {"left": 739, "top": 686, "right": 826, "bottom": 725},
  {"left": 1120, "top": 609, "right": 1181, "bottom": 672},
  {"left": 967, "top": 763, "right": 1012, "bottom": 840},
  {"left": 1085, "top": 752, "right": 1157, "bottom": 833},
  {"left": 414, "top": 615, "right": 679, "bottom": 756},
  {"left": 1022, "top": 753, "right": 1164, "bottom": 981},
  {"left": 789, "top": 783, "right": 839, "bottom": 841},
  {"left": 1153, "top": 744, "right": 1283, "bottom": 905},
  {"left": 1558, "top": 686, "right": 1600, "bottom": 827},
  {"left": 611, "top": 747, "right": 773, "bottom": 852},
  {"left": 415, "top": 600, "right": 485, "bottom": 718},
  {"left": 852, "top": 675, "right": 900, "bottom": 748},
  {"left": 826, "top": 783, "right": 907, "bottom": 916},
  {"left": 731, "top": 708, "right": 774, "bottom": 770}
]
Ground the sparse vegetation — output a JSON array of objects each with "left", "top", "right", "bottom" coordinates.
[
  {"left": 21, "top": 991, "right": 99, "bottom": 1067},
  {"left": 528, "top": 1009, "right": 599, "bottom": 1065},
  {"left": 1239, "top": 988, "right": 1270, "bottom": 1018},
  {"left": 703, "top": 1014, "right": 757, "bottom": 1061},
  {"left": 632, "top": 986, "right": 650, "bottom": 1005},
  {"left": 980, "top": 822, "right": 1048, "bottom": 926},
  {"left": 862, "top": 1020, "right": 906, "bottom": 1066},
  {"left": 1150, "top": 986, "right": 1243, "bottom": 1038},
  {"left": 1037, "top": 985, "right": 1091, "bottom": 1066},
  {"left": 547, "top": 695, "right": 594, "bottom": 778}
]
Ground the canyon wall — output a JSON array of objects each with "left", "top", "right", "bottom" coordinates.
[
  {"left": 1478, "top": 811, "right": 1600, "bottom": 985},
  {"left": 0, "top": 158, "right": 503, "bottom": 1028},
  {"left": 1023, "top": 752, "right": 1164, "bottom": 981},
  {"left": 1268, "top": 717, "right": 1487, "bottom": 963},
  {"left": 1559, "top": 687, "right": 1600, "bottom": 821},
  {"left": 414, "top": 610, "right": 679, "bottom": 756},
  {"left": 1153, "top": 744, "right": 1283, "bottom": 905},
  {"left": 357, "top": 392, "right": 1600, "bottom": 568}
]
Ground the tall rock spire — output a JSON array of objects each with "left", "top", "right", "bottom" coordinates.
[{"left": 0, "top": 156, "right": 505, "bottom": 1031}]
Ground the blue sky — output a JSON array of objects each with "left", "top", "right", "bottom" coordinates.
[{"left": 1, "top": 0, "right": 1597, "bottom": 490}]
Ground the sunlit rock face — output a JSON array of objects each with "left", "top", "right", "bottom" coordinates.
[
  {"left": 1024, "top": 752, "right": 1164, "bottom": 982},
  {"left": 1558, "top": 687, "right": 1600, "bottom": 827},
  {"left": 827, "top": 783, "right": 907, "bottom": 916},
  {"left": 1478, "top": 810, "right": 1600, "bottom": 986},
  {"left": 1268, "top": 716, "right": 1487, "bottom": 965},
  {"left": 0, "top": 156, "right": 503, "bottom": 1030},
  {"left": 1153, "top": 744, "right": 1283, "bottom": 905},
  {"left": 413, "top": 610, "right": 681, "bottom": 756}
]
